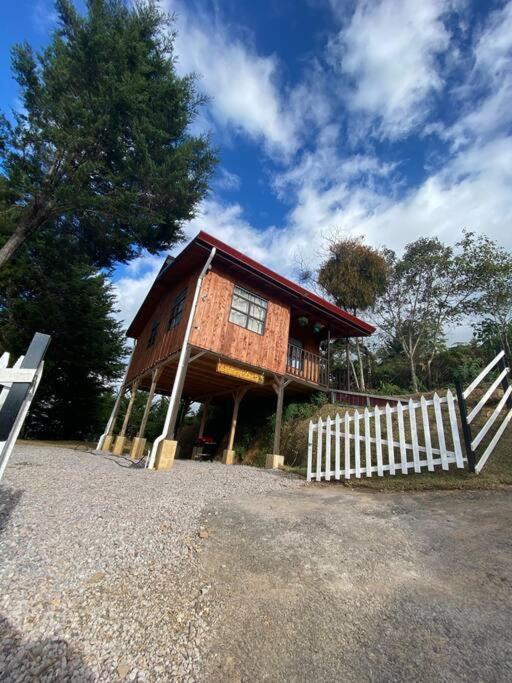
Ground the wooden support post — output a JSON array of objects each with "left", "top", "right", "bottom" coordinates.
[
  {"left": 227, "top": 389, "right": 244, "bottom": 450},
  {"left": 138, "top": 368, "right": 161, "bottom": 438},
  {"left": 113, "top": 380, "right": 139, "bottom": 455},
  {"left": 131, "top": 368, "right": 161, "bottom": 459},
  {"left": 97, "top": 342, "right": 137, "bottom": 451},
  {"left": 266, "top": 377, "right": 290, "bottom": 469},
  {"left": 273, "top": 379, "right": 286, "bottom": 454},
  {"left": 198, "top": 399, "right": 210, "bottom": 438},
  {"left": 101, "top": 385, "right": 127, "bottom": 452},
  {"left": 192, "top": 399, "right": 210, "bottom": 460},
  {"left": 223, "top": 387, "right": 249, "bottom": 464},
  {"left": 119, "top": 380, "right": 139, "bottom": 437}
]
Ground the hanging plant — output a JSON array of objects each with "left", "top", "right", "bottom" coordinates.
[
  {"left": 313, "top": 322, "right": 325, "bottom": 334},
  {"left": 297, "top": 316, "right": 309, "bottom": 327}
]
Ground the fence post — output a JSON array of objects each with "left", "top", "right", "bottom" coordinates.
[
  {"left": 325, "top": 415, "right": 332, "bottom": 481},
  {"left": 344, "top": 411, "right": 351, "bottom": 479},
  {"left": 307, "top": 420, "right": 314, "bottom": 482},
  {"left": 316, "top": 417, "right": 323, "bottom": 481},
  {"left": 334, "top": 413, "right": 341, "bottom": 480},
  {"left": 497, "top": 352, "right": 512, "bottom": 410},
  {"left": 455, "top": 379, "right": 475, "bottom": 473}
]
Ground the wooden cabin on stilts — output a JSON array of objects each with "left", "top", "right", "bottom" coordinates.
[{"left": 97, "top": 232, "right": 375, "bottom": 470}]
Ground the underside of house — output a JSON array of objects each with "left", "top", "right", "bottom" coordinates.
[{"left": 99, "top": 231, "right": 375, "bottom": 469}]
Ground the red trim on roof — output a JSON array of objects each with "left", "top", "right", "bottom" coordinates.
[{"left": 195, "top": 231, "right": 375, "bottom": 335}]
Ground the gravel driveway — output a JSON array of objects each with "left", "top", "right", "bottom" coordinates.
[{"left": 1, "top": 444, "right": 511, "bottom": 682}]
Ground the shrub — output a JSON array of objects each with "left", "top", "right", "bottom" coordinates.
[{"left": 377, "top": 382, "right": 404, "bottom": 396}]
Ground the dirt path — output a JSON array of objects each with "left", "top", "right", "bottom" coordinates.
[{"left": 199, "top": 486, "right": 512, "bottom": 682}]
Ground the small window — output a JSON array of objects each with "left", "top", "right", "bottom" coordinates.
[
  {"left": 168, "top": 288, "right": 187, "bottom": 330},
  {"left": 147, "top": 320, "right": 160, "bottom": 348},
  {"left": 229, "top": 285, "right": 268, "bottom": 335}
]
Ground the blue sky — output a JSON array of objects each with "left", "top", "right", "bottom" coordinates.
[{"left": 1, "top": 0, "right": 512, "bottom": 335}]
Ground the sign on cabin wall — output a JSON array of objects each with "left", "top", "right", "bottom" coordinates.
[{"left": 216, "top": 361, "right": 265, "bottom": 384}]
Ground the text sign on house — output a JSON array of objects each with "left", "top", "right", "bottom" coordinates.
[{"left": 216, "top": 361, "right": 265, "bottom": 384}]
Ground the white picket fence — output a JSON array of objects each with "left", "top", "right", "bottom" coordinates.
[{"left": 307, "top": 390, "right": 465, "bottom": 481}]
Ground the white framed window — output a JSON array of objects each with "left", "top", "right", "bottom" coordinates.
[{"left": 229, "top": 285, "right": 268, "bottom": 335}]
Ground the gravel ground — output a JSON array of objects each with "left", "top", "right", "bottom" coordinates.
[
  {"left": 0, "top": 444, "right": 302, "bottom": 681},
  {"left": 1, "top": 445, "right": 511, "bottom": 682}
]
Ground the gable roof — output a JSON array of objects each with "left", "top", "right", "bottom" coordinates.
[{"left": 126, "top": 230, "right": 376, "bottom": 338}]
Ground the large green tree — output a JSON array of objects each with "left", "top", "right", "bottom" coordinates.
[
  {"left": 0, "top": 229, "right": 127, "bottom": 439},
  {"left": 463, "top": 234, "right": 512, "bottom": 361},
  {"left": 316, "top": 237, "right": 388, "bottom": 390},
  {"left": 0, "top": 0, "right": 216, "bottom": 269},
  {"left": 373, "top": 235, "right": 488, "bottom": 392}
]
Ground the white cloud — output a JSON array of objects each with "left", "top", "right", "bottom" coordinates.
[
  {"left": 473, "top": 0, "right": 512, "bottom": 79},
  {"left": 273, "top": 135, "right": 512, "bottom": 272},
  {"left": 32, "top": 0, "right": 58, "bottom": 33},
  {"left": 163, "top": 0, "right": 298, "bottom": 154},
  {"left": 182, "top": 197, "right": 273, "bottom": 264},
  {"left": 329, "top": 0, "right": 453, "bottom": 139},
  {"left": 111, "top": 0, "right": 512, "bottom": 348},
  {"left": 447, "top": 1, "right": 512, "bottom": 148},
  {"left": 214, "top": 167, "right": 241, "bottom": 191},
  {"left": 112, "top": 198, "right": 274, "bottom": 328},
  {"left": 112, "top": 256, "right": 163, "bottom": 329},
  {"left": 113, "top": 132, "right": 512, "bottom": 337}
]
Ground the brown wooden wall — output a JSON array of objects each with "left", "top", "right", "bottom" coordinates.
[
  {"left": 126, "top": 268, "right": 200, "bottom": 382},
  {"left": 190, "top": 267, "right": 290, "bottom": 375}
]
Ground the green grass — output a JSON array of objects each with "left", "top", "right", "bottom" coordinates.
[{"left": 18, "top": 439, "right": 97, "bottom": 451}]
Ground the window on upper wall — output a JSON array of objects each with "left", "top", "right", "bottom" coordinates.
[
  {"left": 168, "top": 288, "right": 187, "bottom": 330},
  {"left": 229, "top": 285, "right": 268, "bottom": 335},
  {"left": 147, "top": 319, "right": 160, "bottom": 348}
]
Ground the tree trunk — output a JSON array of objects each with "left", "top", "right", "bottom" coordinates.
[
  {"left": 0, "top": 205, "right": 50, "bottom": 270},
  {"left": 345, "top": 339, "right": 350, "bottom": 391},
  {"left": 350, "top": 358, "right": 360, "bottom": 390},
  {"left": 356, "top": 338, "right": 366, "bottom": 391},
  {"left": 501, "top": 326, "right": 512, "bottom": 365},
  {"left": 426, "top": 357, "right": 433, "bottom": 389},
  {"left": 367, "top": 348, "right": 373, "bottom": 387},
  {"left": 409, "top": 353, "right": 419, "bottom": 393}
]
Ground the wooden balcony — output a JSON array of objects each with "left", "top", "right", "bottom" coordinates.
[{"left": 286, "top": 343, "right": 329, "bottom": 387}]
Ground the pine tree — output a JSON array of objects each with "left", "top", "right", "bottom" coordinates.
[
  {"left": 0, "top": 0, "right": 216, "bottom": 269},
  {"left": 0, "top": 229, "right": 127, "bottom": 439}
]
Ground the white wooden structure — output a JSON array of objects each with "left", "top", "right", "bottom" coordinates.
[
  {"left": 456, "top": 350, "right": 512, "bottom": 474},
  {"left": 307, "top": 390, "right": 465, "bottom": 481},
  {"left": 0, "top": 333, "right": 50, "bottom": 481}
]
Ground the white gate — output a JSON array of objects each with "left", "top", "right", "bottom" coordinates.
[
  {"left": 307, "top": 390, "right": 465, "bottom": 481},
  {"left": 0, "top": 333, "right": 50, "bottom": 481},
  {"left": 456, "top": 350, "right": 512, "bottom": 474}
]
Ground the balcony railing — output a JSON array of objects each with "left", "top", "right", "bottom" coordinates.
[{"left": 286, "top": 343, "right": 329, "bottom": 387}]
